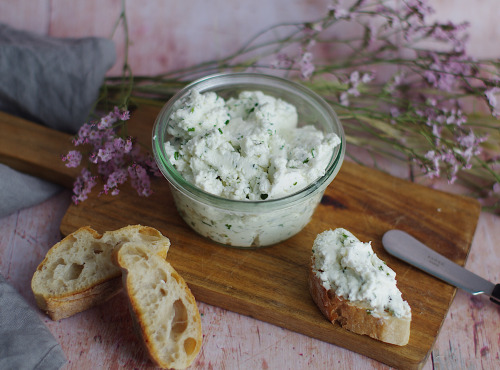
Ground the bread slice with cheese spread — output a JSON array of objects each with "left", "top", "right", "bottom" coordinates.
[
  {"left": 31, "top": 225, "right": 170, "bottom": 321},
  {"left": 308, "top": 228, "right": 411, "bottom": 346},
  {"left": 114, "top": 242, "right": 202, "bottom": 369}
]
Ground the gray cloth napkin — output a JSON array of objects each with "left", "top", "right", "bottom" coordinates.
[
  {"left": 0, "top": 22, "right": 116, "bottom": 218},
  {"left": 0, "top": 274, "right": 67, "bottom": 370},
  {"left": 0, "top": 22, "right": 115, "bottom": 133},
  {"left": 0, "top": 23, "right": 116, "bottom": 369},
  {"left": 0, "top": 164, "right": 62, "bottom": 218}
]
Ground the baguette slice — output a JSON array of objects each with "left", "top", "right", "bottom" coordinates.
[
  {"left": 31, "top": 225, "right": 170, "bottom": 321},
  {"left": 308, "top": 228, "right": 411, "bottom": 346},
  {"left": 114, "top": 243, "right": 202, "bottom": 370}
]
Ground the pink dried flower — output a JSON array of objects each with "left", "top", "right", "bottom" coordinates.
[
  {"left": 423, "top": 150, "right": 441, "bottom": 179},
  {"left": 128, "top": 163, "right": 153, "bottom": 197},
  {"left": 390, "top": 107, "right": 400, "bottom": 118},
  {"left": 72, "top": 168, "right": 97, "bottom": 204},
  {"left": 493, "top": 183, "right": 500, "bottom": 194},
  {"left": 62, "top": 150, "right": 82, "bottom": 168},
  {"left": 102, "top": 168, "right": 128, "bottom": 196},
  {"left": 339, "top": 92, "right": 349, "bottom": 107},
  {"left": 485, "top": 87, "right": 500, "bottom": 117},
  {"left": 124, "top": 138, "right": 133, "bottom": 153},
  {"left": 339, "top": 70, "right": 374, "bottom": 104},
  {"left": 97, "top": 112, "right": 117, "bottom": 130},
  {"left": 417, "top": 125, "right": 486, "bottom": 184},
  {"left": 73, "top": 123, "right": 92, "bottom": 145},
  {"left": 271, "top": 53, "right": 294, "bottom": 70},
  {"left": 299, "top": 52, "right": 315, "bottom": 80},
  {"left": 328, "top": 1, "right": 352, "bottom": 20},
  {"left": 97, "top": 147, "right": 114, "bottom": 162},
  {"left": 114, "top": 106, "right": 130, "bottom": 121},
  {"left": 62, "top": 107, "right": 160, "bottom": 203}
]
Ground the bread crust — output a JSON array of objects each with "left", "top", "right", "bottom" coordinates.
[
  {"left": 34, "top": 277, "right": 123, "bottom": 321},
  {"left": 308, "top": 267, "right": 411, "bottom": 346}
]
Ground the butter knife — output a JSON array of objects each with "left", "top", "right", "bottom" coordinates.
[{"left": 382, "top": 229, "right": 500, "bottom": 305}]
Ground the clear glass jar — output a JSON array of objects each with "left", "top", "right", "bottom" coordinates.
[{"left": 152, "top": 72, "right": 345, "bottom": 248}]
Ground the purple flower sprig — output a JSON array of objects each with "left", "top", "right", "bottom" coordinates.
[
  {"left": 100, "top": 0, "right": 500, "bottom": 213},
  {"left": 62, "top": 107, "right": 160, "bottom": 204}
]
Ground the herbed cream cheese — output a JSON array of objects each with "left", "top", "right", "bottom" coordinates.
[
  {"left": 164, "top": 89, "right": 340, "bottom": 200},
  {"left": 312, "top": 228, "right": 411, "bottom": 318}
]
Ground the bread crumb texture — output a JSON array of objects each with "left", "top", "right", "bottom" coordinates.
[{"left": 117, "top": 243, "right": 202, "bottom": 369}]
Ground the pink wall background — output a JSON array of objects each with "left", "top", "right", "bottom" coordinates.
[{"left": 1, "top": 0, "right": 499, "bottom": 77}]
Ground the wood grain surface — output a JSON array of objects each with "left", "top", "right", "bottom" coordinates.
[
  {"left": 0, "top": 111, "right": 78, "bottom": 188},
  {"left": 3, "top": 194, "right": 499, "bottom": 370},
  {"left": 1, "top": 3, "right": 499, "bottom": 367},
  {"left": 0, "top": 107, "right": 481, "bottom": 368}
]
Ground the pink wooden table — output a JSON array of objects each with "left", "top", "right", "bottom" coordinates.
[
  {"left": 1, "top": 1, "right": 499, "bottom": 368},
  {"left": 1, "top": 187, "right": 499, "bottom": 369}
]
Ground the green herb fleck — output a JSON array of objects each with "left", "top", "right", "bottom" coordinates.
[
  {"left": 218, "top": 128, "right": 223, "bottom": 134},
  {"left": 303, "top": 158, "right": 309, "bottom": 164},
  {"left": 225, "top": 224, "right": 232, "bottom": 230},
  {"left": 260, "top": 194, "right": 269, "bottom": 200},
  {"left": 366, "top": 310, "right": 372, "bottom": 315},
  {"left": 188, "top": 127, "right": 195, "bottom": 132},
  {"left": 385, "top": 308, "right": 395, "bottom": 316},
  {"left": 293, "top": 182, "right": 297, "bottom": 186},
  {"left": 248, "top": 102, "right": 259, "bottom": 114},
  {"left": 174, "top": 151, "right": 180, "bottom": 160}
]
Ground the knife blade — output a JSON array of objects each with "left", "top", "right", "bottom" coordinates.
[{"left": 382, "top": 229, "right": 500, "bottom": 305}]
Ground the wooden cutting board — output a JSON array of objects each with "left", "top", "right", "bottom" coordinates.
[{"left": 0, "top": 108, "right": 481, "bottom": 369}]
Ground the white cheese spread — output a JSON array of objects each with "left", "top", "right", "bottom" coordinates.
[
  {"left": 312, "top": 228, "right": 411, "bottom": 318},
  {"left": 164, "top": 90, "right": 340, "bottom": 200},
  {"left": 161, "top": 89, "right": 341, "bottom": 247}
]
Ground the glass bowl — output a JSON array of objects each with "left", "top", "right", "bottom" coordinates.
[{"left": 152, "top": 72, "right": 345, "bottom": 248}]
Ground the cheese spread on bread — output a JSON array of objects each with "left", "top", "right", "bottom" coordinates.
[{"left": 312, "top": 228, "right": 410, "bottom": 319}]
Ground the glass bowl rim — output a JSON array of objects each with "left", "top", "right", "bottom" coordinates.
[{"left": 152, "top": 72, "right": 346, "bottom": 211}]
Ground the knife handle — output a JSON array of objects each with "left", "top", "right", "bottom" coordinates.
[{"left": 491, "top": 284, "right": 500, "bottom": 305}]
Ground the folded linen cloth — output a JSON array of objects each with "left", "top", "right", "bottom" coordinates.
[
  {"left": 0, "top": 23, "right": 116, "bottom": 369},
  {"left": 0, "top": 273, "right": 67, "bottom": 370},
  {"left": 0, "top": 164, "right": 63, "bottom": 218},
  {"left": 0, "top": 22, "right": 115, "bottom": 133},
  {"left": 0, "top": 22, "right": 116, "bottom": 218}
]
